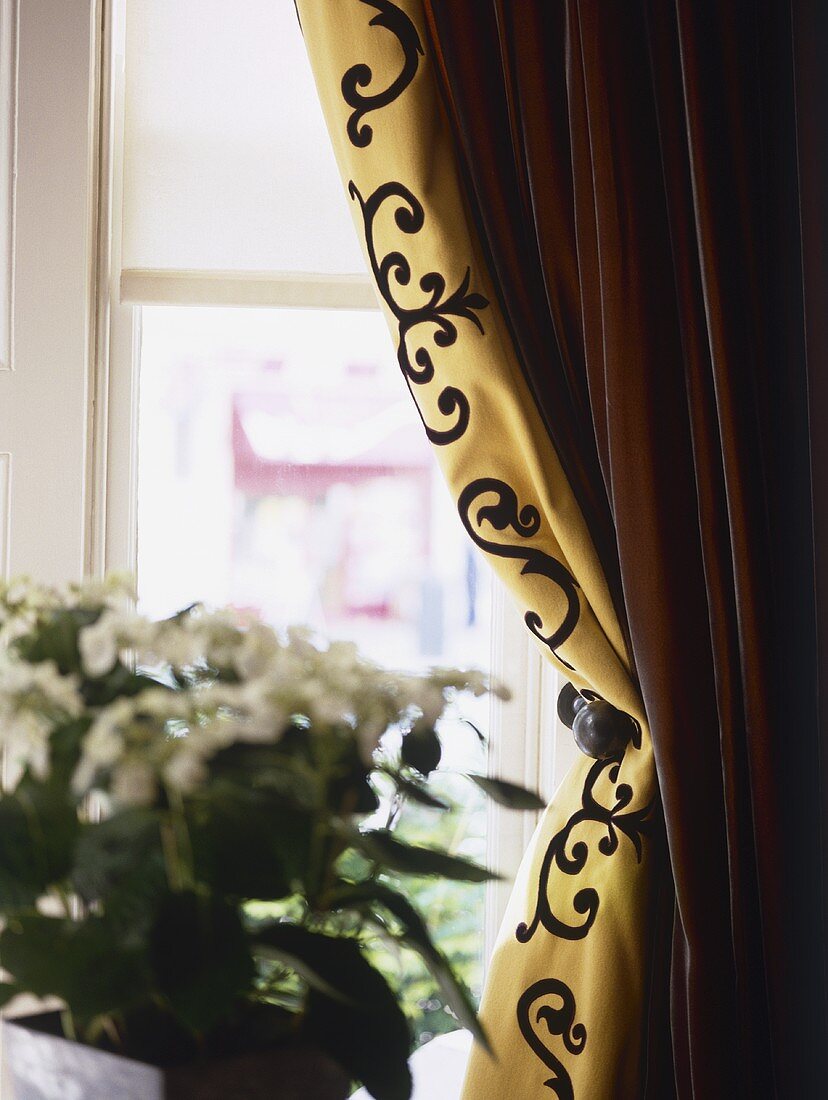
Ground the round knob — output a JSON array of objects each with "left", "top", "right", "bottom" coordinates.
[
  {"left": 557, "top": 682, "right": 588, "bottom": 729},
  {"left": 572, "top": 699, "right": 635, "bottom": 759}
]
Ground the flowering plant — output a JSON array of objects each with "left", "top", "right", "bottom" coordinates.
[{"left": 0, "top": 577, "right": 543, "bottom": 1099}]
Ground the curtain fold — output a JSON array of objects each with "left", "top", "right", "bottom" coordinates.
[
  {"left": 297, "top": 2, "right": 662, "bottom": 1096},
  {"left": 420, "top": 0, "right": 826, "bottom": 1094},
  {"left": 297, "top": 1, "right": 825, "bottom": 1096}
]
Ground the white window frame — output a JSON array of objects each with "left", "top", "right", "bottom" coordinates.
[
  {"left": 8, "top": 0, "right": 576, "bottom": 954},
  {"left": 0, "top": 0, "right": 109, "bottom": 585}
]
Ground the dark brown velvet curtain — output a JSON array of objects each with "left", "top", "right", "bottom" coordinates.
[{"left": 421, "top": 1, "right": 827, "bottom": 1095}]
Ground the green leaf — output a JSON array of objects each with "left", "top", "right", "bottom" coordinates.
[
  {"left": 348, "top": 828, "right": 498, "bottom": 883},
  {"left": 0, "top": 796, "right": 49, "bottom": 909},
  {"left": 15, "top": 607, "right": 98, "bottom": 674},
  {"left": 384, "top": 770, "right": 448, "bottom": 811},
  {"left": 0, "top": 779, "right": 78, "bottom": 909},
  {"left": 329, "top": 882, "right": 490, "bottom": 1052},
  {"left": 149, "top": 891, "right": 254, "bottom": 1034},
  {"left": 460, "top": 718, "right": 487, "bottom": 744},
  {"left": 47, "top": 718, "right": 91, "bottom": 785},
  {"left": 208, "top": 743, "right": 316, "bottom": 808},
  {"left": 188, "top": 792, "right": 311, "bottom": 901},
  {"left": 0, "top": 915, "right": 151, "bottom": 1024},
  {"left": 465, "top": 774, "right": 546, "bottom": 811},
  {"left": 72, "top": 809, "right": 167, "bottom": 943},
  {"left": 288, "top": 930, "right": 412, "bottom": 1100},
  {"left": 251, "top": 923, "right": 362, "bottom": 1006},
  {"left": 15, "top": 774, "right": 79, "bottom": 865},
  {"left": 73, "top": 808, "right": 161, "bottom": 899},
  {"left": 82, "top": 666, "right": 166, "bottom": 708}
]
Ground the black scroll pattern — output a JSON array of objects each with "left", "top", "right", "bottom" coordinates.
[
  {"left": 341, "top": 0, "right": 424, "bottom": 147},
  {"left": 349, "top": 181, "right": 488, "bottom": 445},
  {"left": 515, "top": 755, "right": 655, "bottom": 943},
  {"left": 457, "top": 478, "right": 581, "bottom": 668},
  {"left": 517, "top": 979, "right": 586, "bottom": 1099},
  {"left": 337, "top": 15, "right": 652, "bottom": 1096}
]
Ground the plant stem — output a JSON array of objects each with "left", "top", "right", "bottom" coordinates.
[
  {"left": 167, "top": 786, "right": 196, "bottom": 890},
  {"left": 365, "top": 788, "right": 404, "bottom": 885},
  {"left": 159, "top": 787, "right": 196, "bottom": 893},
  {"left": 160, "top": 816, "right": 183, "bottom": 893},
  {"left": 61, "top": 1008, "right": 77, "bottom": 1044}
]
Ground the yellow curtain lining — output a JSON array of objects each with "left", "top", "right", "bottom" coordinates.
[{"left": 296, "top": 3, "right": 659, "bottom": 1096}]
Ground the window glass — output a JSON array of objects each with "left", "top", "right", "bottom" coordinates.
[{"left": 137, "top": 304, "right": 492, "bottom": 1044}]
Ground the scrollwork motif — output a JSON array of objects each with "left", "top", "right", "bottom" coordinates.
[
  {"left": 336, "top": 15, "right": 654, "bottom": 1090},
  {"left": 349, "top": 180, "right": 488, "bottom": 445},
  {"left": 517, "top": 979, "right": 586, "bottom": 1099},
  {"left": 341, "top": 0, "right": 424, "bottom": 147},
  {"left": 457, "top": 478, "right": 580, "bottom": 667},
  {"left": 516, "top": 755, "right": 654, "bottom": 943}
]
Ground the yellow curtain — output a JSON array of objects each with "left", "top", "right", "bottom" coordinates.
[{"left": 297, "top": 2, "right": 659, "bottom": 1095}]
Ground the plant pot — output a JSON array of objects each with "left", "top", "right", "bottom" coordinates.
[{"left": 1, "top": 1013, "right": 351, "bottom": 1099}]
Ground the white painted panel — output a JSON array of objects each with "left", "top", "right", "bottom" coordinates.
[
  {"left": 0, "top": 0, "right": 98, "bottom": 582},
  {"left": 0, "top": 451, "right": 10, "bottom": 576},
  {"left": 0, "top": 0, "right": 17, "bottom": 372}
]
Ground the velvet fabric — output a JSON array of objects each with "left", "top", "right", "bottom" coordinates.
[{"left": 422, "top": 1, "right": 826, "bottom": 1095}]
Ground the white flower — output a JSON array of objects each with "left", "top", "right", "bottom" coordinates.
[
  {"left": 71, "top": 703, "right": 127, "bottom": 795},
  {"left": 0, "top": 658, "right": 83, "bottom": 779},
  {"left": 133, "top": 688, "right": 189, "bottom": 721},
  {"left": 234, "top": 623, "right": 282, "bottom": 679},
  {"left": 78, "top": 609, "right": 156, "bottom": 678},
  {"left": 81, "top": 716, "right": 125, "bottom": 767},
  {"left": 354, "top": 707, "right": 388, "bottom": 765},
  {"left": 4, "top": 579, "right": 30, "bottom": 605},
  {"left": 0, "top": 577, "right": 506, "bottom": 809},
  {"left": 3, "top": 713, "right": 52, "bottom": 778},
  {"left": 78, "top": 614, "right": 119, "bottom": 677},
  {"left": 111, "top": 758, "right": 157, "bottom": 807},
  {"left": 286, "top": 625, "right": 317, "bottom": 661},
  {"left": 416, "top": 683, "right": 447, "bottom": 727},
  {"left": 197, "top": 610, "right": 246, "bottom": 667},
  {"left": 232, "top": 683, "right": 287, "bottom": 744},
  {"left": 36, "top": 892, "right": 67, "bottom": 917},
  {"left": 307, "top": 689, "right": 352, "bottom": 728},
  {"left": 145, "top": 622, "right": 203, "bottom": 669},
  {"left": 191, "top": 717, "right": 236, "bottom": 752},
  {"left": 325, "top": 639, "right": 359, "bottom": 671},
  {"left": 56, "top": 573, "right": 135, "bottom": 613},
  {"left": 162, "top": 747, "right": 207, "bottom": 794}
]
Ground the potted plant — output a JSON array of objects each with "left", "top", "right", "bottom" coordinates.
[{"left": 0, "top": 578, "right": 543, "bottom": 1099}]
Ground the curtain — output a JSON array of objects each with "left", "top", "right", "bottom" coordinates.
[{"left": 297, "top": 1, "right": 826, "bottom": 1096}]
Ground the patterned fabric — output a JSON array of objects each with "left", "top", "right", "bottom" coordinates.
[{"left": 296, "top": 2, "right": 660, "bottom": 1095}]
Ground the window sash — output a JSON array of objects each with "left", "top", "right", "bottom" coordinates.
[{"left": 119, "top": 269, "right": 377, "bottom": 311}]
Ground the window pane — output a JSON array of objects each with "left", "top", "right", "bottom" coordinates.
[{"left": 136, "top": 304, "right": 492, "bottom": 1045}]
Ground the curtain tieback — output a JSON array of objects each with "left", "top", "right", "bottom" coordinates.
[{"left": 557, "top": 683, "right": 638, "bottom": 759}]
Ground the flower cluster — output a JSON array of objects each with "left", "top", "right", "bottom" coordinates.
[
  {"left": 0, "top": 579, "right": 506, "bottom": 810},
  {"left": 0, "top": 657, "right": 83, "bottom": 778}
]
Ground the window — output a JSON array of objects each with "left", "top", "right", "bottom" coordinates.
[
  {"left": 122, "top": 0, "right": 508, "bottom": 1048},
  {"left": 136, "top": 302, "right": 495, "bottom": 1044},
  {"left": 137, "top": 306, "right": 493, "bottom": 665},
  {"left": 1, "top": 0, "right": 573, "bottom": 1044}
]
